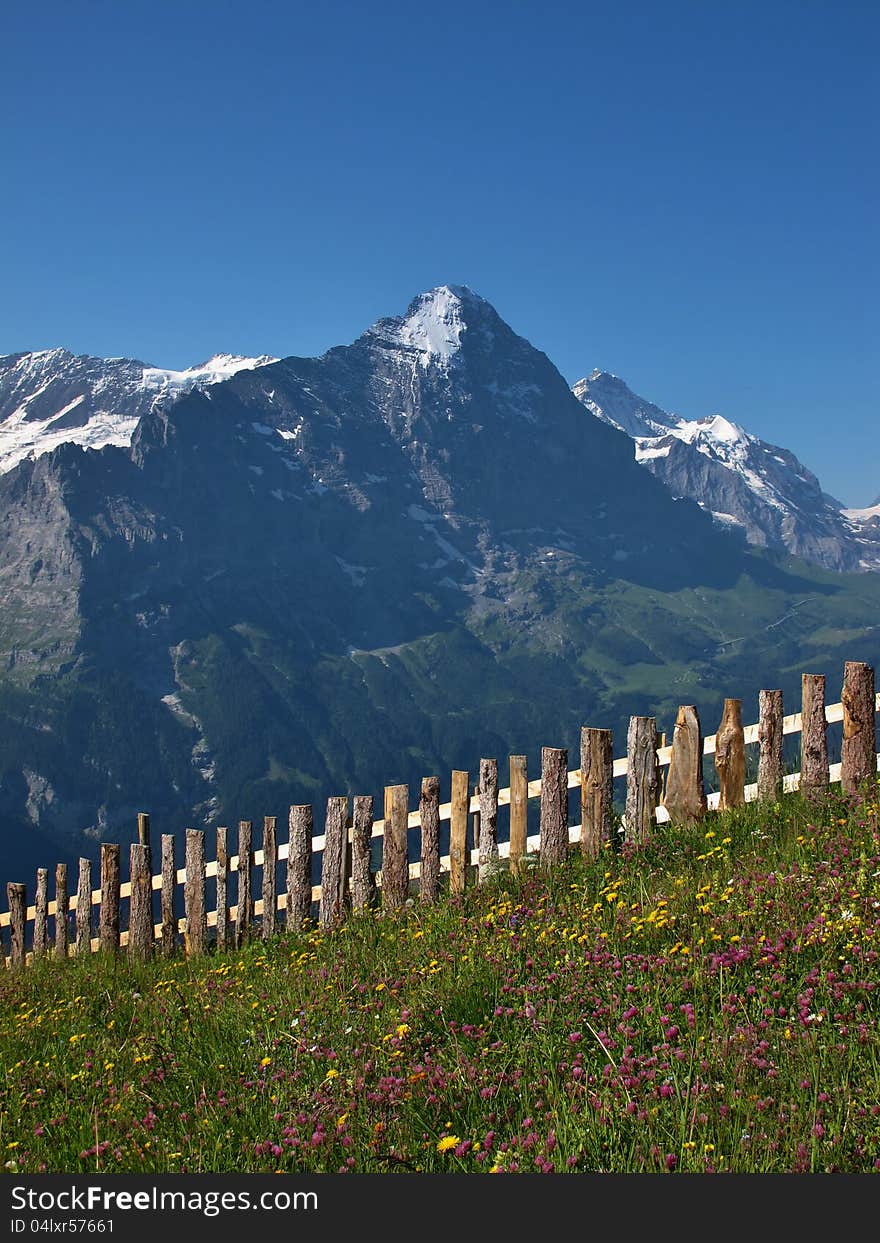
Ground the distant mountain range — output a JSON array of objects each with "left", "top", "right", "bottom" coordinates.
[
  {"left": 572, "top": 370, "right": 880, "bottom": 573},
  {"left": 1, "top": 286, "right": 878, "bottom": 881}
]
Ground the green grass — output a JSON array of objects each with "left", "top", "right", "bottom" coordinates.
[{"left": 2, "top": 785, "right": 880, "bottom": 1174}]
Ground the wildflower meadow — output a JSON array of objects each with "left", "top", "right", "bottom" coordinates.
[{"left": 2, "top": 785, "right": 879, "bottom": 1175}]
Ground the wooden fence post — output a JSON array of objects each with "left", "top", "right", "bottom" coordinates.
[
  {"left": 216, "top": 827, "right": 229, "bottom": 950},
  {"left": 236, "top": 821, "right": 253, "bottom": 947},
  {"left": 99, "top": 843, "right": 120, "bottom": 953},
  {"left": 34, "top": 868, "right": 48, "bottom": 957},
  {"left": 351, "top": 795, "right": 376, "bottom": 912},
  {"left": 419, "top": 778, "right": 440, "bottom": 904},
  {"left": 184, "top": 829, "right": 206, "bottom": 957},
  {"left": 76, "top": 858, "right": 91, "bottom": 955},
  {"left": 509, "top": 756, "right": 528, "bottom": 874},
  {"left": 287, "top": 805, "right": 313, "bottom": 929},
  {"left": 7, "top": 883, "right": 25, "bottom": 967},
  {"left": 382, "top": 785, "right": 409, "bottom": 910},
  {"left": 137, "top": 812, "right": 151, "bottom": 850},
  {"left": 320, "top": 797, "right": 349, "bottom": 930},
  {"left": 128, "top": 843, "right": 153, "bottom": 959},
  {"left": 55, "top": 863, "right": 68, "bottom": 960},
  {"left": 664, "top": 705, "right": 706, "bottom": 825},
  {"left": 757, "top": 689, "right": 784, "bottom": 802},
  {"left": 540, "top": 747, "right": 569, "bottom": 868},
  {"left": 625, "top": 716, "right": 660, "bottom": 844},
  {"left": 842, "top": 661, "right": 876, "bottom": 796},
  {"left": 262, "top": 816, "right": 277, "bottom": 940},
  {"left": 450, "top": 771, "right": 469, "bottom": 896},
  {"left": 478, "top": 758, "right": 499, "bottom": 882},
  {"left": 716, "top": 699, "right": 746, "bottom": 811},
  {"left": 801, "top": 673, "right": 828, "bottom": 799},
  {"left": 581, "top": 728, "right": 613, "bottom": 858},
  {"left": 161, "top": 835, "right": 176, "bottom": 956}
]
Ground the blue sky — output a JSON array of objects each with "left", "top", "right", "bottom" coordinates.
[{"left": 2, "top": 0, "right": 876, "bottom": 504}]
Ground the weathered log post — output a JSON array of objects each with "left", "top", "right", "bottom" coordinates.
[
  {"left": 841, "top": 661, "right": 876, "bottom": 796},
  {"left": 160, "top": 835, "right": 176, "bottom": 956},
  {"left": 478, "top": 758, "right": 499, "bottom": 882},
  {"left": 757, "top": 689, "right": 784, "bottom": 802},
  {"left": 76, "top": 858, "right": 92, "bottom": 955},
  {"left": 664, "top": 705, "right": 706, "bottom": 825},
  {"left": 581, "top": 727, "right": 613, "bottom": 858},
  {"left": 55, "top": 863, "right": 69, "bottom": 960},
  {"left": 128, "top": 843, "right": 153, "bottom": 959},
  {"left": 99, "top": 844, "right": 120, "bottom": 954},
  {"left": 261, "top": 816, "right": 277, "bottom": 940},
  {"left": 716, "top": 699, "right": 746, "bottom": 811},
  {"left": 7, "top": 883, "right": 25, "bottom": 967},
  {"left": 137, "top": 812, "right": 151, "bottom": 851},
  {"left": 540, "top": 747, "right": 569, "bottom": 868},
  {"left": 625, "top": 717, "right": 660, "bottom": 843},
  {"left": 450, "top": 770, "right": 469, "bottom": 896},
  {"left": 381, "top": 785, "right": 409, "bottom": 910},
  {"left": 287, "top": 805, "right": 313, "bottom": 929},
  {"left": 801, "top": 673, "right": 828, "bottom": 800},
  {"left": 184, "top": 830, "right": 206, "bottom": 957},
  {"left": 352, "top": 795, "right": 376, "bottom": 912},
  {"left": 33, "top": 869, "right": 48, "bottom": 957},
  {"left": 236, "top": 821, "right": 253, "bottom": 947},
  {"left": 419, "top": 778, "right": 440, "bottom": 904},
  {"left": 216, "top": 827, "right": 229, "bottom": 950},
  {"left": 320, "top": 797, "right": 349, "bottom": 930},
  {"left": 509, "top": 756, "right": 528, "bottom": 875}
]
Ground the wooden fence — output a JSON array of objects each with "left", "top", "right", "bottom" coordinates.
[{"left": 2, "top": 661, "right": 878, "bottom": 968}]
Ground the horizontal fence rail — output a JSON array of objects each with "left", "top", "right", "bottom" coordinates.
[{"left": 2, "top": 663, "right": 878, "bottom": 965}]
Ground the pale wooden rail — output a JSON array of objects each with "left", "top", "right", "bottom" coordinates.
[{"left": 2, "top": 677, "right": 878, "bottom": 959}]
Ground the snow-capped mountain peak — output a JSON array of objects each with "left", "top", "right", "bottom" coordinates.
[
  {"left": 366, "top": 284, "right": 491, "bottom": 368},
  {"left": 0, "top": 349, "right": 277, "bottom": 475}
]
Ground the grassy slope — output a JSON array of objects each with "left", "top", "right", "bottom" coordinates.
[{"left": 2, "top": 785, "right": 879, "bottom": 1175}]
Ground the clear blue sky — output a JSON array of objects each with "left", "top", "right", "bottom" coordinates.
[{"left": 2, "top": 0, "right": 877, "bottom": 504}]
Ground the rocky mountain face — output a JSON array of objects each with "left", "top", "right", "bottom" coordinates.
[
  {"left": 573, "top": 370, "right": 880, "bottom": 573},
  {"left": 0, "top": 348, "right": 276, "bottom": 475},
  {"left": 1, "top": 288, "right": 879, "bottom": 881}
]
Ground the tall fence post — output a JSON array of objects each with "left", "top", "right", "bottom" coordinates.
[
  {"left": 625, "top": 716, "right": 659, "bottom": 844},
  {"left": 76, "top": 858, "right": 91, "bottom": 955},
  {"left": 509, "top": 756, "right": 528, "bottom": 874},
  {"left": 581, "top": 728, "right": 613, "bottom": 857},
  {"left": 55, "top": 863, "right": 68, "bottom": 960},
  {"left": 382, "top": 784, "right": 409, "bottom": 910},
  {"left": 287, "top": 805, "right": 313, "bottom": 929},
  {"left": 236, "top": 821, "right": 253, "bottom": 947},
  {"left": 450, "top": 770, "right": 469, "bottom": 896},
  {"left": 184, "top": 829, "right": 206, "bottom": 957},
  {"left": 540, "top": 747, "right": 568, "bottom": 868},
  {"left": 320, "top": 797, "right": 349, "bottom": 930},
  {"left": 7, "top": 883, "right": 25, "bottom": 967},
  {"left": 478, "top": 758, "right": 499, "bottom": 882},
  {"left": 842, "top": 661, "right": 876, "bottom": 796},
  {"left": 128, "top": 843, "right": 153, "bottom": 960},
  {"left": 663, "top": 706, "right": 706, "bottom": 825},
  {"left": 801, "top": 673, "right": 828, "bottom": 799},
  {"left": 352, "top": 795, "right": 376, "bottom": 912},
  {"left": 757, "top": 689, "right": 784, "bottom": 802},
  {"left": 262, "top": 816, "right": 277, "bottom": 940},
  {"left": 99, "top": 843, "right": 120, "bottom": 954},
  {"left": 216, "top": 827, "right": 229, "bottom": 950},
  {"left": 419, "top": 778, "right": 440, "bottom": 904},
  {"left": 33, "top": 868, "right": 48, "bottom": 957},
  {"left": 716, "top": 698, "right": 745, "bottom": 811},
  {"left": 160, "top": 835, "right": 176, "bottom": 956}
]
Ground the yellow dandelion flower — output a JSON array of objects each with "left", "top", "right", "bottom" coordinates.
[
  {"left": 437, "top": 1135, "right": 461, "bottom": 1153},
  {"left": 260, "top": 1057, "right": 272, "bottom": 1067},
  {"left": 325, "top": 1067, "right": 339, "bottom": 1079}
]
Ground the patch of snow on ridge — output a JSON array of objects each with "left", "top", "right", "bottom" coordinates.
[
  {"left": 0, "top": 409, "right": 140, "bottom": 474},
  {"left": 142, "top": 353, "right": 277, "bottom": 392},
  {"left": 370, "top": 285, "right": 489, "bottom": 369}
]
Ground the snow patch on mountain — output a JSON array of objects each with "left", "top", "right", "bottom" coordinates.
[
  {"left": 141, "top": 353, "right": 277, "bottom": 393},
  {"left": 366, "top": 285, "right": 490, "bottom": 368}
]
